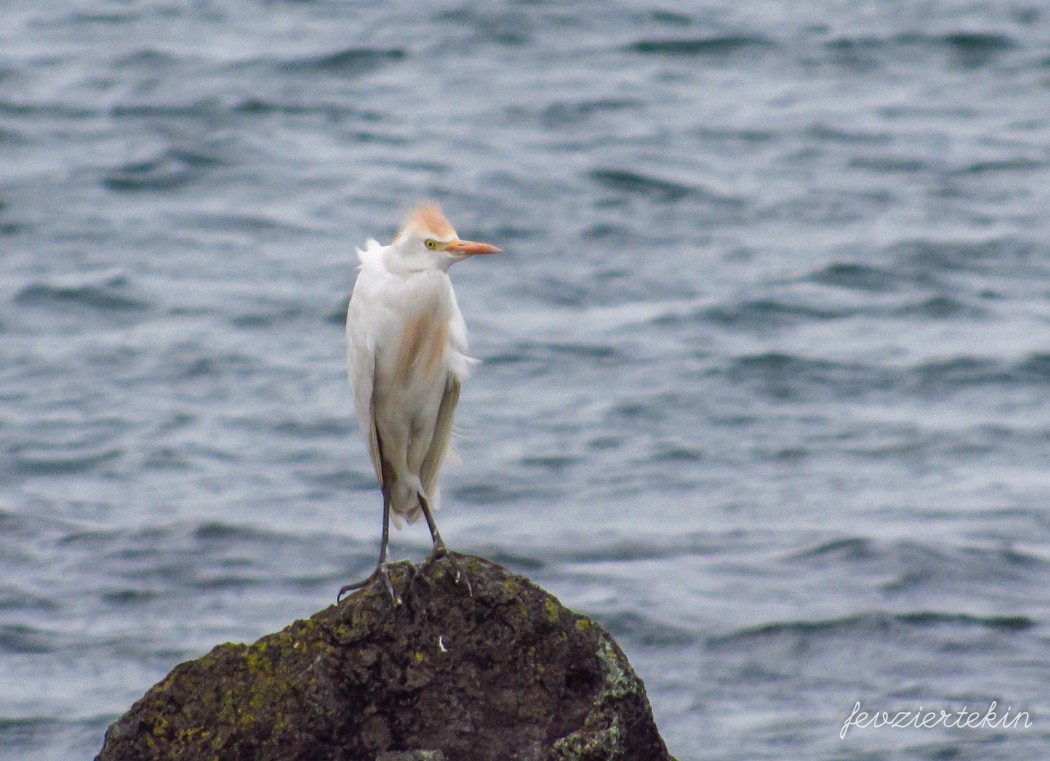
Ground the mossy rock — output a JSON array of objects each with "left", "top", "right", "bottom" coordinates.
[{"left": 96, "top": 554, "right": 675, "bottom": 761}]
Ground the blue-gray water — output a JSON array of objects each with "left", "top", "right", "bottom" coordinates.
[{"left": 3, "top": 1, "right": 1050, "bottom": 759}]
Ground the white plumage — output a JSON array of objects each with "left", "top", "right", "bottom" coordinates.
[
  {"left": 340, "top": 202, "right": 500, "bottom": 601},
  {"left": 346, "top": 237, "right": 473, "bottom": 525}
]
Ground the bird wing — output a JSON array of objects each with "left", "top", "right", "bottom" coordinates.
[
  {"left": 346, "top": 247, "right": 387, "bottom": 488},
  {"left": 347, "top": 327, "right": 384, "bottom": 488},
  {"left": 419, "top": 372, "right": 460, "bottom": 501},
  {"left": 364, "top": 364, "right": 384, "bottom": 489}
]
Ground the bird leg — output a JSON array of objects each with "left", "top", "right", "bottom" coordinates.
[
  {"left": 418, "top": 491, "right": 448, "bottom": 557},
  {"left": 413, "top": 492, "right": 472, "bottom": 595},
  {"left": 338, "top": 488, "right": 402, "bottom": 604}
]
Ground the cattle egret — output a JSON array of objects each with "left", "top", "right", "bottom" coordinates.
[{"left": 339, "top": 202, "right": 500, "bottom": 603}]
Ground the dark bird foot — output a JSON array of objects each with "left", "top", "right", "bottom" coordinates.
[
  {"left": 412, "top": 545, "right": 473, "bottom": 596},
  {"left": 338, "top": 562, "right": 402, "bottom": 605},
  {"left": 413, "top": 494, "right": 471, "bottom": 595}
]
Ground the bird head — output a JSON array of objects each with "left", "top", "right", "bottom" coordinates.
[{"left": 390, "top": 202, "right": 501, "bottom": 272}]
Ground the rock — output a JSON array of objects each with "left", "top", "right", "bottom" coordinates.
[{"left": 96, "top": 554, "right": 676, "bottom": 761}]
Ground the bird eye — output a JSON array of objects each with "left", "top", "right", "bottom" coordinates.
[{"left": 424, "top": 239, "right": 438, "bottom": 250}]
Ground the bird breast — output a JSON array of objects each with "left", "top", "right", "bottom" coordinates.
[
  {"left": 395, "top": 306, "right": 451, "bottom": 385},
  {"left": 361, "top": 270, "right": 461, "bottom": 392},
  {"left": 347, "top": 265, "right": 472, "bottom": 404}
]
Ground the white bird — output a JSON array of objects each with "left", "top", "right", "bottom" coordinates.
[{"left": 339, "top": 202, "right": 500, "bottom": 602}]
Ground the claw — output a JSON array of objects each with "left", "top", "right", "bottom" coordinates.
[
  {"left": 344, "top": 488, "right": 470, "bottom": 605},
  {"left": 413, "top": 493, "right": 472, "bottom": 595},
  {"left": 412, "top": 548, "right": 473, "bottom": 596},
  {"left": 338, "top": 562, "right": 402, "bottom": 605},
  {"left": 340, "top": 488, "right": 403, "bottom": 604},
  {"left": 448, "top": 553, "right": 473, "bottom": 596}
]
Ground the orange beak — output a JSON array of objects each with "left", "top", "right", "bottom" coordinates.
[{"left": 448, "top": 239, "right": 501, "bottom": 256}]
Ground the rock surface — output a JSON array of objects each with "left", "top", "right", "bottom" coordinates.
[{"left": 96, "top": 554, "right": 676, "bottom": 761}]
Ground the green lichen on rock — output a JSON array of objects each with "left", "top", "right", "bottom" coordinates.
[{"left": 96, "top": 554, "right": 675, "bottom": 761}]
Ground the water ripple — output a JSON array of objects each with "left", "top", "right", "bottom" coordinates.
[
  {"left": 102, "top": 148, "right": 224, "bottom": 192},
  {"left": 824, "top": 31, "right": 1019, "bottom": 71},
  {"left": 723, "top": 350, "right": 1050, "bottom": 402},
  {"left": 13, "top": 272, "right": 148, "bottom": 313},
  {"left": 589, "top": 168, "right": 743, "bottom": 205},
  {"left": 0, "top": 623, "right": 55, "bottom": 654},
  {"left": 627, "top": 35, "right": 775, "bottom": 58},
  {"left": 703, "top": 299, "right": 849, "bottom": 329},
  {"left": 272, "top": 47, "right": 405, "bottom": 75},
  {"left": 13, "top": 446, "right": 123, "bottom": 477},
  {"left": 711, "top": 611, "right": 1034, "bottom": 650},
  {"left": 806, "top": 262, "right": 904, "bottom": 292}
]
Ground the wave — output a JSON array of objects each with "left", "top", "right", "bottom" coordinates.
[
  {"left": 12, "top": 446, "right": 123, "bottom": 477},
  {"left": 849, "top": 154, "right": 931, "bottom": 173},
  {"left": 689, "top": 244, "right": 1033, "bottom": 330},
  {"left": 787, "top": 537, "right": 1048, "bottom": 602},
  {"left": 594, "top": 610, "right": 697, "bottom": 647},
  {"left": 806, "top": 262, "right": 902, "bottom": 292},
  {"left": 627, "top": 35, "right": 775, "bottom": 58},
  {"left": 273, "top": 47, "right": 405, "bottom": 75},
  {"left": 57, "top": 520, "right": 299, "bottom": 554},
  {"left": 0, "top": 100, "right": 92, "bottom": 119},
  {"left": 0, "top": 123, "right": 26, "bottom": 146},
  {"left": 191, "top": 520, "right": 289, "bottom": 543},
  {"left": 888, "top": 237, "right": 1039, "bottom": 277},
  {"left": 111, "top": 49, "right": 182, "bottom": 70},
  {"left": 50, "top": 519, "right": 365, "bottom": 599},
  {"left": 788, "top": 536, "right": 881, "bottom": 563},
  {"left": 723, "top": 350, "right": 1050, "bottom": 401},
  {"left": 0, "top": 586, "right": 58, "bottom": 613},
  {"left": 956, "top": 157, "right": 1044, "bottom": 175},
  {"left": 231, "top": 98, "right": 355, "bottom": 119},
  {"left": 102, "top": 147, "right": 224, "bottom": 192},
  {"left": 0, "top": 623, "right": 55, "bottom": 654},
  {"left": 710, "top": 610, "right": 1034, "bottom": 649},
  {"left": 890, "top": 295, "right": 987, "bottom": 319},
  {"left": 589, "top": 168, "right": 742, "bottom": 205},
  {"left": 790, "top": 535, "right": 1047, "bottom": 569},
  {"left": 544, "top": 529, "right": 753, "bottom": 565},
  {"left": 909, "top": 354, "right": 1050, "bottom": 393},
  {"left": 540, "top": 98, "right": 638, "bottom": 127},
  {"left": 434, "top": 8, "right": 534, "bottom": 46},
  {"left": 14, "top": 272, "right": 149, "bottom": 313},
  {"left": 932, "top": 32, "right": 1018, "bottom": 70},
  {"left": 824, "top": 31, "right": 1018, "bottom": 70},
  {"left": 703, "top": 299, "right": 849, "bottom": 329},
  {"left": 725, "top": 352, "right": 885, "bottom": 401},
  {"left": 111, "top": 95, "right": 353, "bottom": 123}
]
